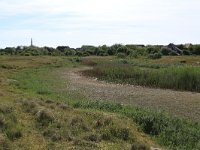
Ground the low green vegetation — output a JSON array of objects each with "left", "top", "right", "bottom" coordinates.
[
  {"left": 1, "top": 56, "right": 200, "bottom": 149},
  {"left": 1, "top": 43, "right": 200, "bottom": 57},
  {"left": 0, "top": 56, "right": 157, "bottom": 149},
  {"left": 73, "top": 101, "right": 200, "bottom": 150}
]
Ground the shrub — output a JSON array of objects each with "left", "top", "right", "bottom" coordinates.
[
  {"left": 183, "top": 50, "right": 191, "bottom": 55},
  {"left": 161, "top": 47, "right": 170, "bottom": 55},
  {"left": 117, "top": 53, "right": 126, "bottom": 58},
  {"left": 129, "top": 51, "right": 139, "bottom": 58},
  {"left": 117, "top": 46, "right": 128, "bottom": 54},
  {"left": 148, "top": 53, "right": 162, "bottom": 59}
]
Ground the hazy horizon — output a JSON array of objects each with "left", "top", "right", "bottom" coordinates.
[{"left": 0, "top": 0, "right": 200, "bottom": 48}]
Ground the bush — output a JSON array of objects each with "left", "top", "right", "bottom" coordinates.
[
  {"left": 148, "top": 53, "right": 162, "bottom": 59},
  {"left": 129, "top": 51, "right": 139, "bottom": 58},
  {"left": 117, "top": 46, "right": 128, "bottom": 54},
  {"left": 117, "top": 53, "right": 126, "bottom": 58},
  {"left": 161, "top": 47, "right": 170, "bottom": 55},
  {"left": 183, "top": 50, "right": 191, "bottom": 55}
]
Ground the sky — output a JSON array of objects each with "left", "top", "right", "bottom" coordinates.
[{"left": 0, "top": 0, "right": 200, "bottom": 48}]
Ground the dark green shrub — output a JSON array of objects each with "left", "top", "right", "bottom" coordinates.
[
  {"left": 183, "top": 50, "right": 191, "bottom": 55},
  {"left": 146, "top": 47, "right": 159, "bottom": 54},
  {"left": 161, "top": 47, "right": 170, "bottom": 55},
  {"left": 129, "top": 51, "right": 139, "bottom": 58},
  {"left": 117, "top": 53, "right": 126, "bottom": 58},
  {"left": 117, "top": 46, "right": 128, "bottom": 54}
]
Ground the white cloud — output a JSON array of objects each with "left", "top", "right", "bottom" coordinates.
[{"left": 0, "top": 0, "right": 200, "bottom": 48}]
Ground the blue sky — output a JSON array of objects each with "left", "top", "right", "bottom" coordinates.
[{"left": 0, "top": 0, "right": 200, "bottom": 48}]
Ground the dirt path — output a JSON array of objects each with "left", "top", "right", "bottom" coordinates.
[{"left": 65, "top": 67, "right": 200, "bottom": 122}]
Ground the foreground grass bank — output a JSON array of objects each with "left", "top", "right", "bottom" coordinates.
[{"left": 8, "top": 56, "right": 200, "bottom": 150}]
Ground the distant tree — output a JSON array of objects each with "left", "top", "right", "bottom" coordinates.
[
  {"left": 193, "top": 45, "right": 200, "bottom": 55},
  {"left": 177, "top": 44, "right": 184, "bottom": 50},
  {"left": 110, "top": 44, "right": 123, "bottom": 55},
  {"left": 161, "top": 47, "right": 171, "bottom": 55},
  {"left": 117, "top": 46, "right": 128, "bottom": 54},
  {"left": 56, "top": 46, "right": 70, "bottom": 52},
  {"left": 146, "top": 47, "right": 159, "bottom": 54},
  {"left": 4, "top": 47, "right": 15, "bottom": 55}
]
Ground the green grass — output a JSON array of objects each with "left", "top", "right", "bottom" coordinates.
[
  {"left": 0, "top": 56, "right": 157, "bottom": 149},
  {"left": 10, "top": 57, "right": 200, "bottom": 150},
  {"left": 73, "top": 101, "right": 200, "bottom": 150}
]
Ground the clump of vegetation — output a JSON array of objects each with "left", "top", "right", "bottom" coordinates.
[
  {"left": 21, "top": 100, "right": 37, "bottom": 113},
  {"left": 0, "top": 104, "right": 23, "bottom": 142},
  {"left": 35, "top": 109, "right": 54, "bottom": 126},
  {"left": 5, "top": 127, "right": 22, "bottom": 140},
  {"left": 148, "top": 53, "right": 162, "bottom": 59},
  {"left": 0, "top": 105, "right": 13, "bottom": 114},
  {"left": 0, "top": 134, "right": 9, "bottom": 150},
  {"left": 131, "top": 142, "right": 150, "bottom": 150},
  {"left": 84, "top": 64, "right": 200, "bottom": 92}
]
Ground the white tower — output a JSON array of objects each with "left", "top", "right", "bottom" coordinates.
[{"left": 31, "top": 38, "right": 33, "bottom": 47}]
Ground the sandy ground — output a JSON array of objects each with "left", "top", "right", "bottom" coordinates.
[{"left": 65, "top": 67, "right": 200, "bottom": 122}]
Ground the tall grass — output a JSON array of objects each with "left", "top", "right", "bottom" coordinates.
[{"left": 84, "top": 64, "right": 200, "bottom": 92}]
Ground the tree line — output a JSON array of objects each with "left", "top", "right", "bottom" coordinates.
[{"left": 0, "top": 44, "right": 200, "bottom": 58}]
